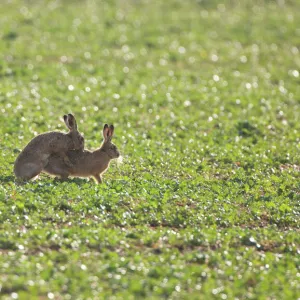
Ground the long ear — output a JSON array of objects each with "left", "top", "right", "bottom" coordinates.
[
  {"left": 108, "top": 125, "right": 114, "bottom": 138},
  {"left": 63, "top": 114, "right": 70, "bottom": 129},
  {"left": 103, "top": 124, "right": 109, "bottom": 141},
  {"left": 67, "top": 113, "right": 77, "bottom": 131}
]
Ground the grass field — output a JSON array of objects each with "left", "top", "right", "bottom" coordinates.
[{"left": 0, "top": 0, "right": 300, "bottom": 299}]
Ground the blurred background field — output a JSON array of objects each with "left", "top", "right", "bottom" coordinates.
[{"left": 0, "top": 0, "right": 299, "bottom": 299}]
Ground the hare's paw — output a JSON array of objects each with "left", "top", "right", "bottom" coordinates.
[{"left": 93, "top": 174, "right": 102, "bottom": 184}]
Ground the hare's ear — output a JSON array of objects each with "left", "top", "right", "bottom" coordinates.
[
  {"left": 108, "top": 125, "right": 114, "bottom": 138},
  {"left": 103, "top": 124, "right": 109, "bottom": 140},
  {"left": 63, "top": 114, "right": 70, "bottom": 129},
  {"left": 67, "top": 114, "right": 78, "bottom": 131}
]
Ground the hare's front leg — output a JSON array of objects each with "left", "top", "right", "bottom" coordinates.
[
  {"left": 60, "top": 153, "right": 73, "bottom": 169},
  {"left": 93, "top": 174, "right": 102, "bottom": 184}
]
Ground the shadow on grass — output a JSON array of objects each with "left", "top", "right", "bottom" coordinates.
[
  {"left": 39, "top": 174, "right": 93, "bottom": 186},
  {"left": 51, "top": 177, "right": 92, "bottom": 185},
  {"left": 0, "top": 174, "right": 92, "bottom": 188},
  {"left": 0, "top": 175, "right": 15, "bottom": 183},
  {"left": 11, "top": 176, "right": 93, "bottom": 193}
]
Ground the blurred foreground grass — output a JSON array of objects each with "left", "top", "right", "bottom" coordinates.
[{"left": 0, "top": 0, "right": 299, "bottom": 299}]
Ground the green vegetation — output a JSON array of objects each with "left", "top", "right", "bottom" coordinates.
[{"left": 0, "top": 0, "right": 299, "bottom": 299}]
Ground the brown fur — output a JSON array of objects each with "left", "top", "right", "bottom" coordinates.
[
  {"left": 43, "top": 124, "right": 120, "bottom": 183},
  {"left": 14, "top": 114, "right": 84, "bottom": 181}
]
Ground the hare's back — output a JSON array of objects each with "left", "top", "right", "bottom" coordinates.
[
  {"left": 67, "top": 149, "right": 92, "bottom": 162},
  {"left": 23, "top": 131, "right": 68, "bottom": 153}
]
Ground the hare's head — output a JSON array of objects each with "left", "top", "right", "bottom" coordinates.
[
  {"left": 64, "top": 114, "right": 85, "bottom": 150},
  {"left": 101, "top": 124, "right": 120, "bottom": 159}
]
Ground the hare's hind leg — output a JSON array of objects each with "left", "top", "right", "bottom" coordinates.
[{"left": 15, "top": 162, "right": 43, "bottom": 181}]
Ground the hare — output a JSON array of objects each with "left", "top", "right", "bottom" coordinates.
[
  {"left": 43, "top": 124, "right": 120, "bottom": 183},
  {"left": 14, "top": 114, "right": 84, "bottom": 181}
]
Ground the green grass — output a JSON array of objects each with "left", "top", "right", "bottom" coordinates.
[{"left": 0, "top": 0, "right": 300, "bottom": 299}]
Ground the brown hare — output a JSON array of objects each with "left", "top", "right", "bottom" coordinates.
[
  {"left": 43, "top": 124, "right": 120, "bottom": 183},
  {"left": 14, "top": 114, "right": 84, "bottom": 181}
]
